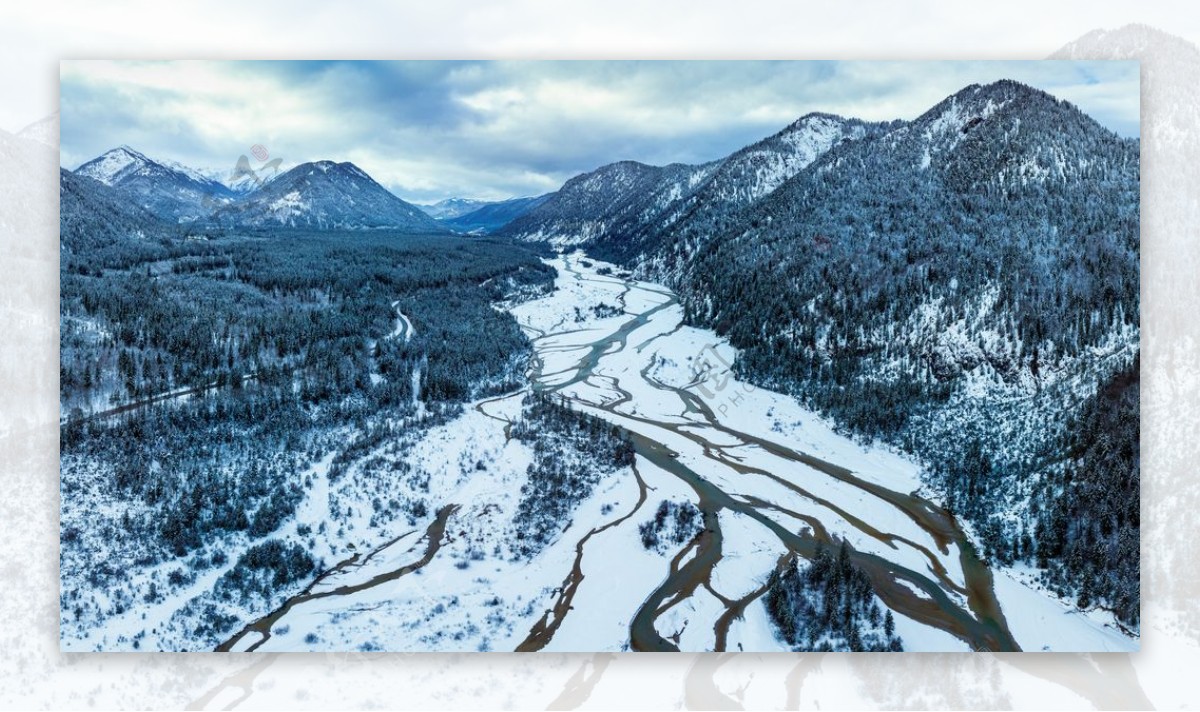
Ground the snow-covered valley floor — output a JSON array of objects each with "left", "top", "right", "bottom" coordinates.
[
  {"left": 60, "top": 250, "right": 1137, "bottom": 653},
  {"left": 200, "top": 252, "right": 1136, "bottom": 653}
]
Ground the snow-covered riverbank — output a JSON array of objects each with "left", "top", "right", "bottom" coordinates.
[
  {"left": 154, "top": 250, "right": 1135, "bottom": 653},
  {"left": 500, "top": 251, "right": 1135, "bottom": 652}
]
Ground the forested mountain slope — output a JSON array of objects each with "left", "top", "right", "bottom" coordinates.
[
  {"left": 515, "top": 79, "right": 1142, "bottom": 626},
  {"left": 500, "top": 160, "right": 719, "bottom": 247},
  {"left": 502, "top": 114, "right": 886, "bottom": 260},
  {"left": 675, "top": 80, "right": 1139, "bottom": 624},
  {"left": 594, "top": 114, "right": 892, "bottom": 263},
  {"left": 59, "top": 168, "right": 178, "bottom": 267}
]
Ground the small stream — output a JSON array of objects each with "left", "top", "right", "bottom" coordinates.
[{"left": 216, "top": 505, "right": 458, "bottom": 652}]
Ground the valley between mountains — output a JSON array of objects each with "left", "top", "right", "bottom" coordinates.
[
  {"left": 220, "top": 253, "right": 1133, "bottom": 653},
  {"left": 59, "top": 78, "right": 1139, "bottom": 652}
]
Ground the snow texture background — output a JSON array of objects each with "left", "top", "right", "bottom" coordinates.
[{"left": 0, "top": 1, "right": 1195, "bottom": 707}]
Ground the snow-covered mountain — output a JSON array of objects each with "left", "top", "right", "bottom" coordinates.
[
  {"left": 870, "top": 79, "right": 1131, "bottom": 187},
  {"left": 208, "top": 160, "right": 446, "bottom": 232},
  {"left": 442, "top": 194, "right": 552, "bottom": 234},
  {"left": 673, "top": 79, "right": 1137, "bottom": 405},
  {"left": 501, "top": 112, "right": 890, "bottom": 261},
  {"left": 692, "top": 112, "right": 885, "bottom": 205},
  {"left": 508, "top": 80, "right": 1136, "bottom": 265},
  {"left": 417, "top": 197, "right": 492, "bottom": 220},
  {"left": 75, "top": 146, "right": 236, "bottom": 222},
  {"left": 627, "top": 112, "right": 892, "bottom": 264}
]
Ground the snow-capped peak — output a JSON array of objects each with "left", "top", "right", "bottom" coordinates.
[
  {"left": 76, "top": 145, "right": 150, "bottom": 185},
  {"left": 76, "top": 145, "right": 230, "bottom": 192},
  {"left": 207, "top": 158, "right": 444, "bottom": 232}
]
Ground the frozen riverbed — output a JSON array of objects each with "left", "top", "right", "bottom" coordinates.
[{"left": 228, "top": 251, "right": 1136, "bottom": 653}]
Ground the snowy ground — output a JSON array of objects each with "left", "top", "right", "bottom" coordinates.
[
  {"left": 62, "top": 249, "right": 1137, "bottom": 653},
  {"left": 501, "top": 251, "right": 1137, "bottom": 653},
  {"left": 990, "top": 564, "right": 1135, "bottom": 652},
  {"left": 244, "top": 393, "right": 644, "bottom": 653}
]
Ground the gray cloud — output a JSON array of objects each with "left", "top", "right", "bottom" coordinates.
[{"left": 60, "top": 60, "right": 1139, "bottom": 203}]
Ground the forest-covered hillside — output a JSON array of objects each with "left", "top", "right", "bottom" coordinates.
[
  {"left": 59, "top": 212, "right": 557, "bottom": 646},
  {"left": 669, "top": 81, "right": 1140, "bottom": 624},
  {"left": 512, "top": 80, "right": 1142, "bottom": 627}
]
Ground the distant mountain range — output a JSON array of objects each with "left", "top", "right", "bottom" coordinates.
[
  {"left": 417, "top": 197, "right": 492, "bottom": 220},
  {"left": 411, "top": 195, "right": 552, "bottom": 234},
  {"left": 65, "top": 142, "right": 563, "bottom": 235},
  {"left": 68, "top": 148, "right": 446, "bottom": 233},
  {"left": 441, "top": 195, "right": 553, "bottom": 234},
  {"left": 501, "top": 113, "right": 889, "bottom": 261}
]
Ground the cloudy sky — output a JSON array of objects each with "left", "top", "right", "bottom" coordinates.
[{"left": 60, "top": 60, "right": 1139, "bottom": 204}]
